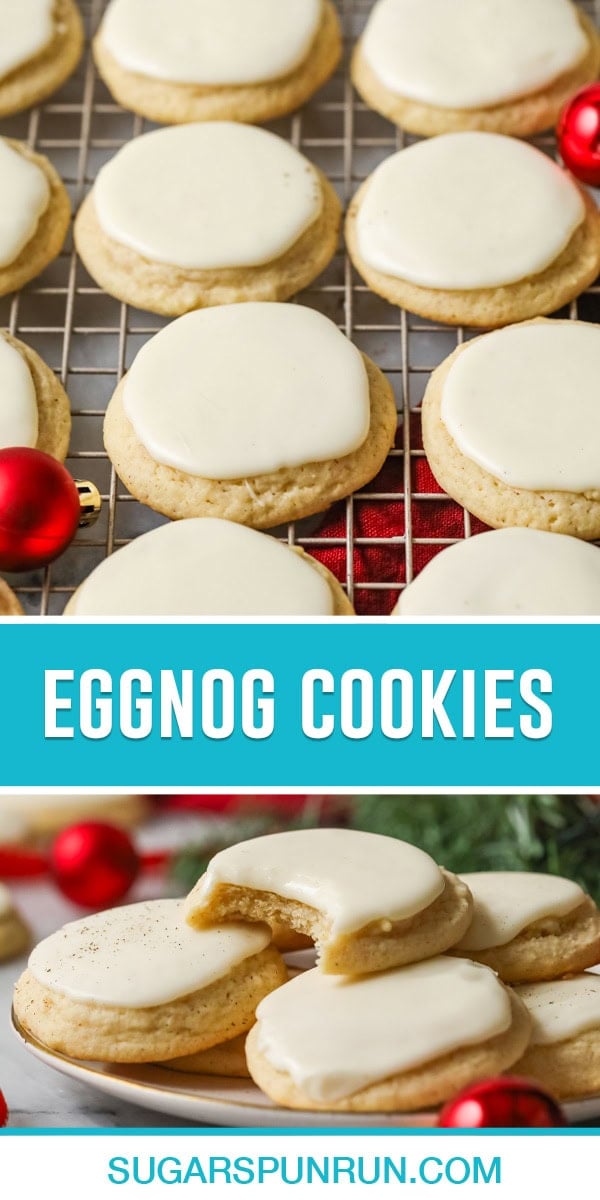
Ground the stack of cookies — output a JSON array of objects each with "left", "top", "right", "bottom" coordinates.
[{"left": 13, "top": 828, "right": 600, "bottom": 1111}]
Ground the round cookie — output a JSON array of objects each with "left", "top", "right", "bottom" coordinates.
[
  {"left": 184, "top": 828, "right": 473, "bottom": 975},
  {"left": 0, "top": 137, "right": 70, "bottom": 298},
  {"left": 395, "top": 529, "right": 600, "bottom": 616},
  {"left": 0, "top": 884, "right": 30, "bottom": 962},
  {"left": 246, "top": 958, "right": 531, "bottom": 1112},
  {"left": 104, "top": 304, "right": 397, "bottom": 528},
  {"left": 422, "top": 320, "right": 600, "bottom": 539},
  {"left": 0, "top": 794, "right": 151, "bottom": 837},
  {"left": 452, "top": 872, "right": 600, "bottom": 984},
  {"left": 0, "top": 808, "right": 28, "bottom": 845},
  {"left": 64, "top": 518, "right": 354, "bottom": 617},
  {"left": 0, "top": 0, "right": 84, "bottom": 119},
  {"left": 352, "top": 0, "right": 600, "bottom": 138},
  {"left": 163, "top": 966, "right": 305, "bottom": 1077},
  {"left": 74, "top": 123, "right": 341, "bottom": 317},
  {"left": 163, "top": 1032, "right": 251, "bottom": 1078},
  {"left": 514, "top": 975, "right": 600, "bottom": 1100},
  {"left": 94, "top": 0, "right": 341, "bottom": 126},
  {"left": 14, "top": 899, "right": 287, "bottom": 1063},
  {"left": 0, "top": 578, "right": 23, "bottom": 617},
  {"left": 0, "top": 332, "right": 70, "bottom": 462},
  {"left": 346, "top": 132, "right": 600, "bottom": 328}
]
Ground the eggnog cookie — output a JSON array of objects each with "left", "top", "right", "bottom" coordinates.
[
  {"left": 0, "top": 333, "right": 70, "bottom": 462},
  {"left": 346, "top": 133, "right": 600, "bottom": 328},
  {"left": 514, "top": 975, "right": 600, "bottom": 1100},
  {"left": 65, "top": 517, "right": 352, "bottom": 616},
  {"left": 395, "top": 529, "right": 600, "bottom": 616},
  {"left": 163, "top": 966, "right": 304, "bottom": 1077},
  {"left": 104, "top": 305, "right": 396, "bottom": 528},
  {"left": 0, "top": 579, "right": 23, "bottom": 617},
  {"left": 452, "top": 872, "right": 600, "bottom": 984},
  {"left": 0, "top": 138, "right": 70, "bottom": 298},
  {"left": 75, "top": 123, "right": 341, "bottom": 317},
  {"left": 94, "top": 0, "right": 341, "bottom": 126},
  {"left": 0, "top": 0, "right": 84, "bottom": 119},
  {"left": 0, "top": 884, "right": 30, "bottom": 961},
  {"left": 422, "top": 320, "right": 600, "bottom": 538},
  {"left": 14, "top": 899, "right": 287, "bottom": 1062},
  {"left": 246, "top": 958, "right": 530, "bottom": 1111},
  {"left": 0, "top": 794, "right": 150, "bottom": 837},
  {"left": 164, "top": 1033, "right": 251, "bottom": 1078},
  {"left": 352, "top": 0, "right": 600, "bottom": 138},
  {"left": 185, "top": 828, "right": 473, "bottom": 975}
]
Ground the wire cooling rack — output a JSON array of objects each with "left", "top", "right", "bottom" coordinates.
[{"left": 1, "top": 0, "right": 599, "bottom": 615}]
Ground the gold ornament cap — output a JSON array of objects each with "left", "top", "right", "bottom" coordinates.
[{"left": 76, "top": 480, "right": 102, "bottom": 527}]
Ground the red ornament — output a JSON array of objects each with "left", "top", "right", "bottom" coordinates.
[
  {"left": 557, "top": 85, "right": 600, "bottom": 186},
  {"left": 438, "top": 1077, "right": 566, "bottom": 1128},
  {"left": 50, "top": 822, "right": 140, "bottom": 908},
  {"left": 0, "top": 448, "right": 81, "bottom": 572},
  {"left": 0, "top": 1089, "right": 7, "bottom": 1127}
]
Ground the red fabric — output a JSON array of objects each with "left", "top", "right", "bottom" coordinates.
[{"left": 310, "top": 415, "right": 488, "bottom": 615}]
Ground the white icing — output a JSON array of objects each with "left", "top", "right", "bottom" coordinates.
[
  {"left": 0, "top": 139, "right": 50, "bottom": 269},
  {"left": 442, "top": 322, "right": 600, "bottom": 492},
  {"left": 28, "top": 899, "right": 271, "bottom": 1008},
  {"left": 517, "top": 975, "right": 600, "bottom": 1046},
  {"left": 0, "top": 0, "right": 54, "bottom": 83},
  {"left": 356, "top": 133, "right": 584, "bottom": 291},
  {"left": 361, "top": 0, "right": 587, "bottom": 111},
  {"left": 255, "top": 958, "right": 512, "bottom": 1102},
  {"left": 101, "top": 0, "right": 321, "bottom": 86},
  {"left": 94, "top": 124, "right": 322, "bottom": 271},
  {"left": 68, "top": 518, "right": 335, "bottom": 617},
  {"left": 0, "top": 883, "right": 13, "bottom": 916},
  {"left": 0, "top": 338, "right": 38, "bottom": 450},
  {"left": 395, "top": 529, "right": 600, "bottom": 617},
  {"left": 123, "top": 305, "right": 370, "bottom": 480},
  {"left": 186, "top": 828, "right": 444, "bottom": 936},
  {"left": 456, "top": 872, "right": 585, "bottom": 952}
]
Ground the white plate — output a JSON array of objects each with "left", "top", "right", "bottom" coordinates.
[{"left": 11, "top": 1013, "right": 600, "bottom": 1128}]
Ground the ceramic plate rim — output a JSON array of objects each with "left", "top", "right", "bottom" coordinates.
[{"left": 11, "top": 1011, "right": 600, "bottom": 1128}]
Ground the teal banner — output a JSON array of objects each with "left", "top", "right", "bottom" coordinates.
[{"left": 0, "top": 620, "right": 593, "bottom": 789}]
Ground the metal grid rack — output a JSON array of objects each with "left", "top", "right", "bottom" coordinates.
[{"left": 1, "top": 0, "right": 599, "bottom": 615}]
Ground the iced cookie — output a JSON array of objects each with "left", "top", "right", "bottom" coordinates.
[
  {"left": 14, "top": 899, "right": 286, "bottom": 1062},
  {"left": 0, "top": 883, "right": 30, "bottom": 961},
  {"left": 0, "top": 579, "right": 23, "bottom": 617},
  {"left": 514, "top": 975, "right": 600, "bottom": 1100},
  {"left": 94, "top": 0, "right": 341, "bottom": 126},
  {"left": 0, "top": 333, "right": 70, "bottom": 462},
  {"left": 184, "top": 828, "right": 473, "bottom": 975},
  {"left": 395, "top": 529, "right": 600, "bottom": 616},
  {"left": 422, "top": 320, "right": 600, "bottom": 539},
  {"left": 345, "top": 132, "right": 600, "bottom": 328},
  {"left": 246, "top": 957, "right": 530, "bottom": 1111},
  {"left": 64, "top": 518, "right": 353, "bottom": 617},
  {"left": 104, "top": 304, "right": 397, "bottom": 528},
  {"left": 352, "top": 0, "right": 600, "bottom": 138},
  {"left": 0, "top": 794, "right": 150, "bottom": 837},
  {"left": 452, "top": 872, "right": 600, "bottom": 983},
  {"left": 0, "top": 0, "right": 84, "bottom": 118},
  {"left": 74, "top": 123, "right": 340, "bottom": 317},
  {"left": 0, "top": 138, "right": 70, "bottom": 297}
]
